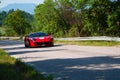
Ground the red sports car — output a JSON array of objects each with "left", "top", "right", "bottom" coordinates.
[{"left": 24, "top": 32, "right": 54, "bottom": 47}]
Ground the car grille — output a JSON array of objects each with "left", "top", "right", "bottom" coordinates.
[{"left": 36, "top": 42, "right": 51, "bottom": 45}]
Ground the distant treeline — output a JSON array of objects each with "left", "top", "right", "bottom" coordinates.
[
  {"left": 0, "top": 0, "right": 120, "bottom": 37},
  {"left": 0, "top": 9, "right": 33, "bottom": 36}
]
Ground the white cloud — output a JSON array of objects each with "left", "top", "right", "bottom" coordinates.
[{"left": 0, "top": 0, "right": 44, "bottom": 8}]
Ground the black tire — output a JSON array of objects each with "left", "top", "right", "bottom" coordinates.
[
  {"left": 27, "top": 41, "right": 31, "bottom": 48},
  {"left": 24, "top": 40, "right": 31, "bottom": 48},
  {"left": 50, "top": 43, "right": 54, "bottom": 47},
  {"left": 25, "top": 44, "right": 28, "bottom": 47}
]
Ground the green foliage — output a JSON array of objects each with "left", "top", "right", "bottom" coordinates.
[
  {"left": 55, "top": 40, "right": 120, "bottom": 46},
  {"left": 67, "top": 26, "right": 78, "bottom": 37},
  {"left": 34, "top": 0, "right": 90, "bottom": 37},
  {"left": 0, "top": 11, "right": 7, "bottom": 26},
  {"left": 0, "top": 0, "right": 120, "bottom": 37},
  {"left": 0, "top": 9, "right": 33, "bottom": 36},
  {"left": 34, "top": 0, "right": 65, "bottom": 37},
  {"left": 0, "top": 27, "right": 5, "bottom": 36},
  {"left": 0, "top": 49, "right": 53, "bottom": 80},
  {"left": 0, "top": 9, "right": 15, "bottom": 27},
  {"left": 107, "top": 4, "right": 120, "bottom": 36},
  {"left": 5, "top": 9, "right": 31, "bottom": 36},
  {"left": 84, "top": 0, "right": 109, "bottom": 36},
  {"left": 4, "top": 26, "right": 18, "bottom": 36}
]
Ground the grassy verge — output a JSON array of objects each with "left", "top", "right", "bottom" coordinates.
[
  {"left": 0, "top": 49, "right": 53, "bottom": 80},
  {"left": 55, "top": 40, "right": 120, "bottom": 46}
]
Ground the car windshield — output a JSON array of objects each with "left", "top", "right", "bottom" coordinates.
[{"left": 29, "top": 32, "right": 47, "bottom": 37}]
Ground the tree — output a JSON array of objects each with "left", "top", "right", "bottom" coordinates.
[
  {"left": 107, "top": 0, "right": 120, "bottom": 36},
  {"left": 83, "top": 0, "right": 112, "bottom": 36},
  {"left": 34, "top": 0, "right": 120, "bottom": 37},
  {"left": 34, "top": 0, "right": 90, "bottom": 37},
  {"left": 70, "top": 0, "right": 90, "bottom": 36},
  {"left": 0, "top": 11, "right": 7, "bottom": 26},
  {"left": 5, "top": 9, "right": 31, "bottom": 36},
  {"left": 34, "top": 0, "right": 64, "bottom": 37}
]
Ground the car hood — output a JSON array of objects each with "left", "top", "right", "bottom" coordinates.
[{"left": 31, "top": 36, "right": 52, "bottom": 42}]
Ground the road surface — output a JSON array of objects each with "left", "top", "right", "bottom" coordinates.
[{"left": 0, "top": 40, "right": 120, "bottom": 80}]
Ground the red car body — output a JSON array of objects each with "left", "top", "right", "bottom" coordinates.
[{"left": 24, "top": 32, "right": 54, "bottom": 47}]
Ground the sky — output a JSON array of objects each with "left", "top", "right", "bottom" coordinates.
[{"left": 0, "top": 0, "right": 44, "bottom": 8}]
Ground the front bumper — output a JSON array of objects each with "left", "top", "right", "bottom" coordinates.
[{"left": 30, "top": 40, "right": 53, "bottom": 47}]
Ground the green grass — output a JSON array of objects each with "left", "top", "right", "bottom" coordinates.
[
  {"left": 0, "top": 49, "right": 53, "bottom": 80},
  {"left": 55, "top": 40, "right": 120, "bottom": 46}
]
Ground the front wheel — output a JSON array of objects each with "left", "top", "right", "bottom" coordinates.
[
  {"left": 25, "top": 44, "right": 28, "bottom": 47},
  {"left": 24, "top": 40, "right": 31, "bottom": 48},
  {"left": 50, "top": 42, "right": 54, "bottom": 47}
]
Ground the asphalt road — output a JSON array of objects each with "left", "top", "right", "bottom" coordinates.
[{"left": 0, "top": 40, "right": 120, "bottom": 80}]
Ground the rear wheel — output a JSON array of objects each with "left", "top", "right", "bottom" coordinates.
[{"left": 50, "top": 42, "right": 54, "bottom": 47}]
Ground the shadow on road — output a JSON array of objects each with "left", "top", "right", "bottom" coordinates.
[
  {"left": 4, "top": 46, "right": 25, "bottom": 50},
  {"left": 27, "top": 56, "right": 120, "bottom": 80},
  {"left": 8, "top": 49, "right": 65, "bottom": 55},
  {"left": 3, "top": 44, "right": 62, "bottom": 51}
]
